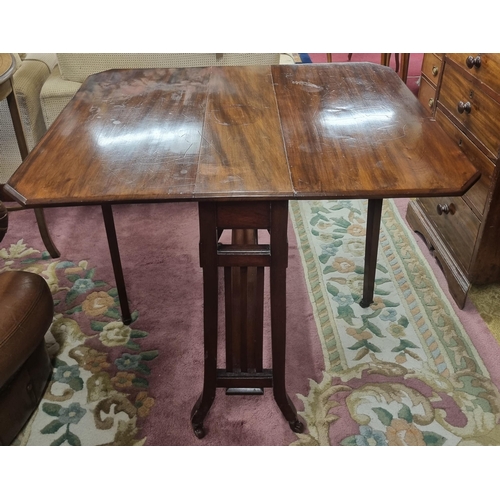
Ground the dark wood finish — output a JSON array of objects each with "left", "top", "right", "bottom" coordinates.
[
  {"left": 439, "top": 62, "right": 500, "bottom": 158},
  {"left": 4, "top": 63, "right": 479, "bottom": 436},
  {"left": 0, "top": 201, "right": 7, "bottom": 243},
  {"left": 421, "top": 53, "right": 442, "bottom": 87},
  {"left": 269, "top": 201, "right": 303, "bottom": 433},
  {"left": 418, "top": 76, "right": 438, "bottom": 115},
  {"left": 6, "top": 64, "right": 478, "bottom": 205},
  {"left": 33, "top": 208, "right": 61, "bottom": 259},
  {"left": 191, "top": 201, "right": 301, "bottom": 437},
  {"left": 435, "top": 108, "right": 494, "bottom": 217},
  {"left": 195, "top": 66, "right": 293, "bottom": 198},
  {"left": 271, "top": 64, "right": 478, "bottom": 199},
  {"left": 101, "top": 205, "right": 132, "bottom": 324},
  {"left": 417, "top": 195, "right": 480, "bottom": 271},
  {"left": 418, "top": 54, "right": 443, "bottom": 117},
  {"left": 406, "top": 201, "right": 471, "bottom": 308},
  {"left": 191, "top": 202, "right": 219, "bottom": 439},
  {"left": 360, "top": 199, "right": 383, "bottom": 307},
  {"left": 407, "top": 53, "right": 500, "bottom": 307},
  {"left": 224, "top": 228, "right": 265, "bottom": 394},
  {"left": 0, "top": 53, "right": 60, "bottom": 258},
  {"left": 447, "top": 53, "right": 500, "bottom": 96}
]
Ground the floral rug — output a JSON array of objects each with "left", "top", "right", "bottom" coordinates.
[
  {"left": 288, "top": 199, "right": 500, "bottom": 445},
  {"left": 4, "top": 198, "right": 500, "bottom": 445},
  {"left": 2, "top": 242, "right": 157, "bottom": 446}
]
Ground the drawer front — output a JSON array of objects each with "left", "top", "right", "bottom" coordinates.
[
  {"left": 435, "top": 108, "right": 494, "bottom": 216},
  {"left": 439, "top": 62, "right": 500, "bottom": 159},
  {"left": 421, "top": 53, "right": 442, "bottom": 86},
  {"left": 418, "top": 195, "right": 480, "bottom": 271},
  {"left": 418, "top": 76, "right": 437, "bottom": 115},
  {"left": 447, "top": 53, "right": 500, "bottom": 93}
]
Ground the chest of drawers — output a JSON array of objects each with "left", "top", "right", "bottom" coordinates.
[{"left": 407, "top": 53, "right": 500, "bottom": 308}]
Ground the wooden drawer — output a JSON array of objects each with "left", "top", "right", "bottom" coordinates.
[
  {"left": 418, "top": 76, "right": 437, "bottom": 115},
  {"left": 439, "top": 62, "right": 500, "bottom": 159},
  {"left": 435, "top": 108, "right": 494, "bottom": 216},
  {"left": 447, "top": 53, "right": 500, "bottom": 94},
  {"left": 421, "top": 53, "right": 442, "bottom": 86},
  {"left": 418, "top": 195, "right": 480, "bottom": 271}
]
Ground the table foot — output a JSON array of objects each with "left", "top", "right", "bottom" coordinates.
[
  {"left": 359, "top": 298, "right": 373, "bottom": 308},
  {"left": 191, "top": 391, "right": 215, "bottom": 439},
  {"left": 192, "top": 424, "right": 206, "bottom": 439},
  {"left": 289, "top": 419, "right": 304, "bottom": 433}
]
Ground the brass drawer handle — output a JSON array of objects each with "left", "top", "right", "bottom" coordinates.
[
  {"left": 457, "top": 101, "right": 472, "bottom": 114},
  {"left": 428, "top": 98, "right": 434, "bottom": 108},
  {"left": 437, "top": 203, "right": 456, "bottom": 215},
  {"left": 466, "top": 55, "right": 481, "bottom": 69},
  {"left": 432, "top": 66, "right": 439, "bottom": 76}
]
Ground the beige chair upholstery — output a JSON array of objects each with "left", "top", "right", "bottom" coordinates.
[
  {"left": 40, "top": 53, "right": 282, "bottom": 128},
  {"left": 0, "top": 54, "right": 57, "bottom": 185}
]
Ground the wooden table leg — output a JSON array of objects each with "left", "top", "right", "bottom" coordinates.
[
  {"left": 191, "top": 202, "right": 219, "bottom": 438},
  {"left": 6, "top": 86, "right": 60, "bottom": 258},
  {"left": 269, "top": 201, "right": 303, "bottom": 433},
  {"left": 101, "top": 204, "right": 132, "bottom": 325},
  {"left": 360, "top": 198, "right": 383, "bottom": 308},
  {"left": 34, "top": 208, "right": 61, "bottom": 258}
]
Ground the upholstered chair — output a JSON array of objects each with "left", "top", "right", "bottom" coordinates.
[
  {"left": 40, "top": 53, "right": 282, "bottom": 127},
  {"left": 0, "top": 200, "right": 54, "bottom": 445},
  {"left": 0, "top": 54, "right": 57, "bottom": 187}
]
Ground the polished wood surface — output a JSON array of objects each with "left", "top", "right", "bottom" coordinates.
[
  {"left": 191, "top": 200, "right": 304, "bottom": 438},
  {"left": 272, "top": 63, "right": 477, "bottom": 198},
  {"left": 439, "top": 61, "right": 500, "bottom": 159},
  {"left": 418, "top": 76, "right": 438, "bottom": 116},
  {"left": 421, "top": 53, "right": 442, "bottom": 87},
  {"left": 418, "top": 54, "right": 443, "bottom": 118},
  {"left": 435, "top": 108, "right": 494, "bottom": 217},
  {"left": 6, "top": 63, "right": 479, "bottom": 207},
  {"left": 5, "top": 62, "right": 481, "bottom": 437},
  {"left": 447, "top": 53, "right": 500, "bottom": 96}
]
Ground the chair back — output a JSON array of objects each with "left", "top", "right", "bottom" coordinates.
[{"left": 56, "top": 53, "right": 281, "bottom": 83}]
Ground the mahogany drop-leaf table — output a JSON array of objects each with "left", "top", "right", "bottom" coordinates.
[{"left": 5, "top": 63, "right": 479, "bottom": 438}]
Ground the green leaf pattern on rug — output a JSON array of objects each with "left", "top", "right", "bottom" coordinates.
[
  {"left": 290, "top": 199, "right": 500, "bottom": 446},
  {"left": 1, "top": 245, "right": 158, "bottom": 446}
]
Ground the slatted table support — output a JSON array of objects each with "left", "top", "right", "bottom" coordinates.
[{"left": 190, "top": 200, "right": 304, "bottom": 438}]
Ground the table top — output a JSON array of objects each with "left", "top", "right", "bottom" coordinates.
[
  {"left": 5, "top": 63, "right": 480, "bottom": 207},
  {"left": 0, "top": 54, "right": 15, "bottom": 85}
]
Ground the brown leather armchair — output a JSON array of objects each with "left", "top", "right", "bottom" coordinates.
[{"left": 0, "top": 200, "right": 53, "bottom": 445}]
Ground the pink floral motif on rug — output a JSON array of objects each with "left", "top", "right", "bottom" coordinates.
[
  {"left": 1, "top": 241, "right": 157, "bottom": 445},
  {"left": 3, "top": 199, "right": 500, "bottom": 445},
  {"left": 289, "top": 199, "right": 500, "bottom": 445}
]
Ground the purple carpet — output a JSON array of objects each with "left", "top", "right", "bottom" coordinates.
[
  {"left": 4, "top": 196, "right": 500, "bottom": 446},
  {"left": 3, "top": 202, "right": 324, "bottom": 445}
]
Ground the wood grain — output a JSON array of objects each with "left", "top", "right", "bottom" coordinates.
[
  {"left": 195, "top": 66, "right": 293, "bottom": 198},
  {"left": 407, "top": 52, "right": 500, "bottom": 309},
  {"left": 5, "top": 63, "right": 480, "bottom": 207},
  {"left": 272, "top": 63, "right": 479, "bottom": 199},
  {"left": 439, "top": 61, "right": 500, "bottom": 159}
]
